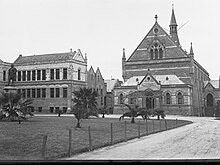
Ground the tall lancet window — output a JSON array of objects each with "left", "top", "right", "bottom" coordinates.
[
  {"left": 177, "top": 92, "right": 184, "bottom": 104},
  {"left": 155, "top": 49, "right": 158, "bottom": 59},
  {"left": 159, "top": 48, "right": 163, "bottom": 59},
  {"left": 149, "top": 41, "right": 164, "bottom": 60},
  {"left": 150, "top": 49, "right": 154, "bottom": 59},
  {"left": 166, "top": 93, "right": 171, "bottom": 104}
]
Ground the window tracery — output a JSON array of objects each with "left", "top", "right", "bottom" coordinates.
[{"left": 149, "top": 41, "right": 164, "bottom": 60}]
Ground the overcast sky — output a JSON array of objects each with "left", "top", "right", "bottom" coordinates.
[{"left": 0, "top": 0, "right": 219, "bottom": 80}]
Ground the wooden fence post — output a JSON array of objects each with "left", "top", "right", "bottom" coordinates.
[
  {"left": 68, "top": 129, "right": 72, "bottom": 157},
  {"left": 124, "top": 121, "right": 127, "bottom": 141},
  {"left": 138, "top": 120, "right": 140, "bottom": 138},
  {"left": 146, "top": 119, "right": 148, "bottom": 136},
  {"left": 88, "top": 126, "right": 92, "bottom": 151},
  {"left": 165, "top": 119, "right": 167, "bottom": 130},
  {"left": 41, "top": 135, "right": 47, "bottom": 159},
  {"left": 110, "top": 123, "right": 113, "bottom": 145},
  {"left": 176, "top": 118, "right": 178, "bottom": 127},
  {"left": 159, "top": 119, "right": 162, "bottom": 131},
  {"left": 152, "top": 119, "right": 155, "bottom": 133}
]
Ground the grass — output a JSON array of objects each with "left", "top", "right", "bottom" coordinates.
[{"left": 0, "top": 115, "right": 192, "bottom": 160}]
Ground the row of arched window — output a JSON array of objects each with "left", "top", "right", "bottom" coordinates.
[
  {"left": 164, "top": 92, "right": 184, "bottom": 105},
  {"left": 118, "top": 92, "right": 184, "bottom": 105},
  {"left": 150, "top": 48, "right": 163, "bottom": 59}
]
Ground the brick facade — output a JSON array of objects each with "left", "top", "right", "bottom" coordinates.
[{"left": 118, "top": 8, "right": 210, "bottom": 116}]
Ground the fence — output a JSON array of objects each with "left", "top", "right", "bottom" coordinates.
[
  {"left": 1, "top": 118, "right": 191, "bottom": 160},
  {"left": 53, "top": 118, "right": 188, "bottom": 159}
]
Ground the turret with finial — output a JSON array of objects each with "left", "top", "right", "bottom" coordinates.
[
  {"left": 122, "top": 48, "right": 126, "bottom": 81},
  {"left": 189, "top": 42, "right": 194, "bottom": 56}
]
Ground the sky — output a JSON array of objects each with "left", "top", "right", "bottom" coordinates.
[{"left": 0, "top": 0, "right": 220, "bottom": 81}]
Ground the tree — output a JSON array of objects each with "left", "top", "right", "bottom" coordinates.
[
  {"left": 98, "top": 106, "right": 112, "bottom": 118},
  {"left": 153, "top": 108, "right": 165, "bottom": 120},
  {"left": 71, "top": 87, "right": 98, "bottom": 128},
  {"left": 0, "top": 90, "right": 34, "bottom": 122},
  {"left": 119, "top": 104, "right": 141, "bottom": 123},
  {"left": 138, "top": 107, "right": 152, "bottom": 120}
]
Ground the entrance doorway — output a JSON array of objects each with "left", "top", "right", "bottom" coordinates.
[
  {"left": 146, "top": 97, "right": 154, "bottom": 109},
  {"left": 205, "top": 93, "right": 214, "bottom": 116},
  {"left": 207, "top": 93, "right": 214, "bottom": 106}
]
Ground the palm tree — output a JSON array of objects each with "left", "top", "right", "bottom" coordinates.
[
  {"left": 119, "top": 104, "right": 141, "bottom": 123},
  {"left": 72, "top": 87, "right": 98, "bottom": 128},
  {"left": 0, "top": 90, "right": 33, "bottom": 121},
  {"left": 137, "top": 107, "right": 152, "bottom": 120},
  {"left": 153, "top": 108, "right": 165, "bottom": 120}
]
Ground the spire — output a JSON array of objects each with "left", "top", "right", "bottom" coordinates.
[
  {"left": 169, "top": 4, "right": 180, "bottom": 45},
  {"left": 170, "top": 4, "right": 177, "bottom": 26},
  {"left": 122, "top": 48, "right": 126, "bottom": 81},
  {"left": 189, "top": 42, "right": 194, "bottom": 56},
  {"left": 122, "top": 48, "right": 126, "bottom": 61}
]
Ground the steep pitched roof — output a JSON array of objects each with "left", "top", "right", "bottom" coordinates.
[
  {"left": 95, "top": 67, "right": 104, "bottom": 80},
  {"left": 88, "top": 66, "right": 95, "bottom": 74},
  {"left": 13, "top": 49, "right": 86, "bottom": 65},
  {"left": 127, "top": 21, "right": 188, "bottom": 62}
]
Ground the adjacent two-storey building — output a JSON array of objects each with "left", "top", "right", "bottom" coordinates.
[{"left": 5, "top": 49, "right": 87, "bottom": 113}]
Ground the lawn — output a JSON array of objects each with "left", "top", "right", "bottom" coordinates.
[{"left": 0, "top": 115, "right": 192, "bottom": 160}]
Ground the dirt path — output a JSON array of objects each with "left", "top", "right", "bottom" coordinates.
[{"left": 65, "top": 116, "right": 220, "bottom": 160}]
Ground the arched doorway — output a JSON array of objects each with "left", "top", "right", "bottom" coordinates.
[
  {"left": 206, "top": 93, "right": 214, "bottom": 106},
  {"left": 205, "top": 93, "right": 214, "bottom": 116},
  {"left": 146, "top": 97, "right": 154, "bottom": 109}
]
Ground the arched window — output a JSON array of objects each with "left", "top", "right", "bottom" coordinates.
[
  {"left": 177, "top": 92, "right": 184, "bottom": 104},
  {"left": 166, "top": 93, "right": 171, "bottom": 104},
  {"left": 78, "top": 69, "right": 81, "bottom": 80},
  {"left": 149, "top": 41, "right": 163, "bottom": 60},
  {"left": 159, "top": 48, "right": 163, "bottom": 59},
  {"left": 150, "top": 49, "right": 154, "bottom": 59},
  {"left": 119, "top": 93, "right": 123, "bottom": 104},
  {"left": 91, "top": 74, "right": 93, "bottom": 80}
]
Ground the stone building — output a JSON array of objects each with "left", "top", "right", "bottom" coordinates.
[
  {"left": 0, "top": 60, "right": 11, "bottom": 90},
  {"left": 105, "top": 78, "right": 122, "bottom": 110},
  {"left": 87, "top": 66, "right": 107, "bottom": 109},
  {"left": 203, "top": 78, "right": 220, "bottom": 116},
  {"left": 114, "top": 7, "right": 210, "bottom": 116},
  {"left": 6, "top": 49, "right": 87, "bottom": 113}
]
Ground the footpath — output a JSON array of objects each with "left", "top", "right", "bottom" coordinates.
[{"left": 64, "top": 115, "right": 220, "bottom": 160}]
